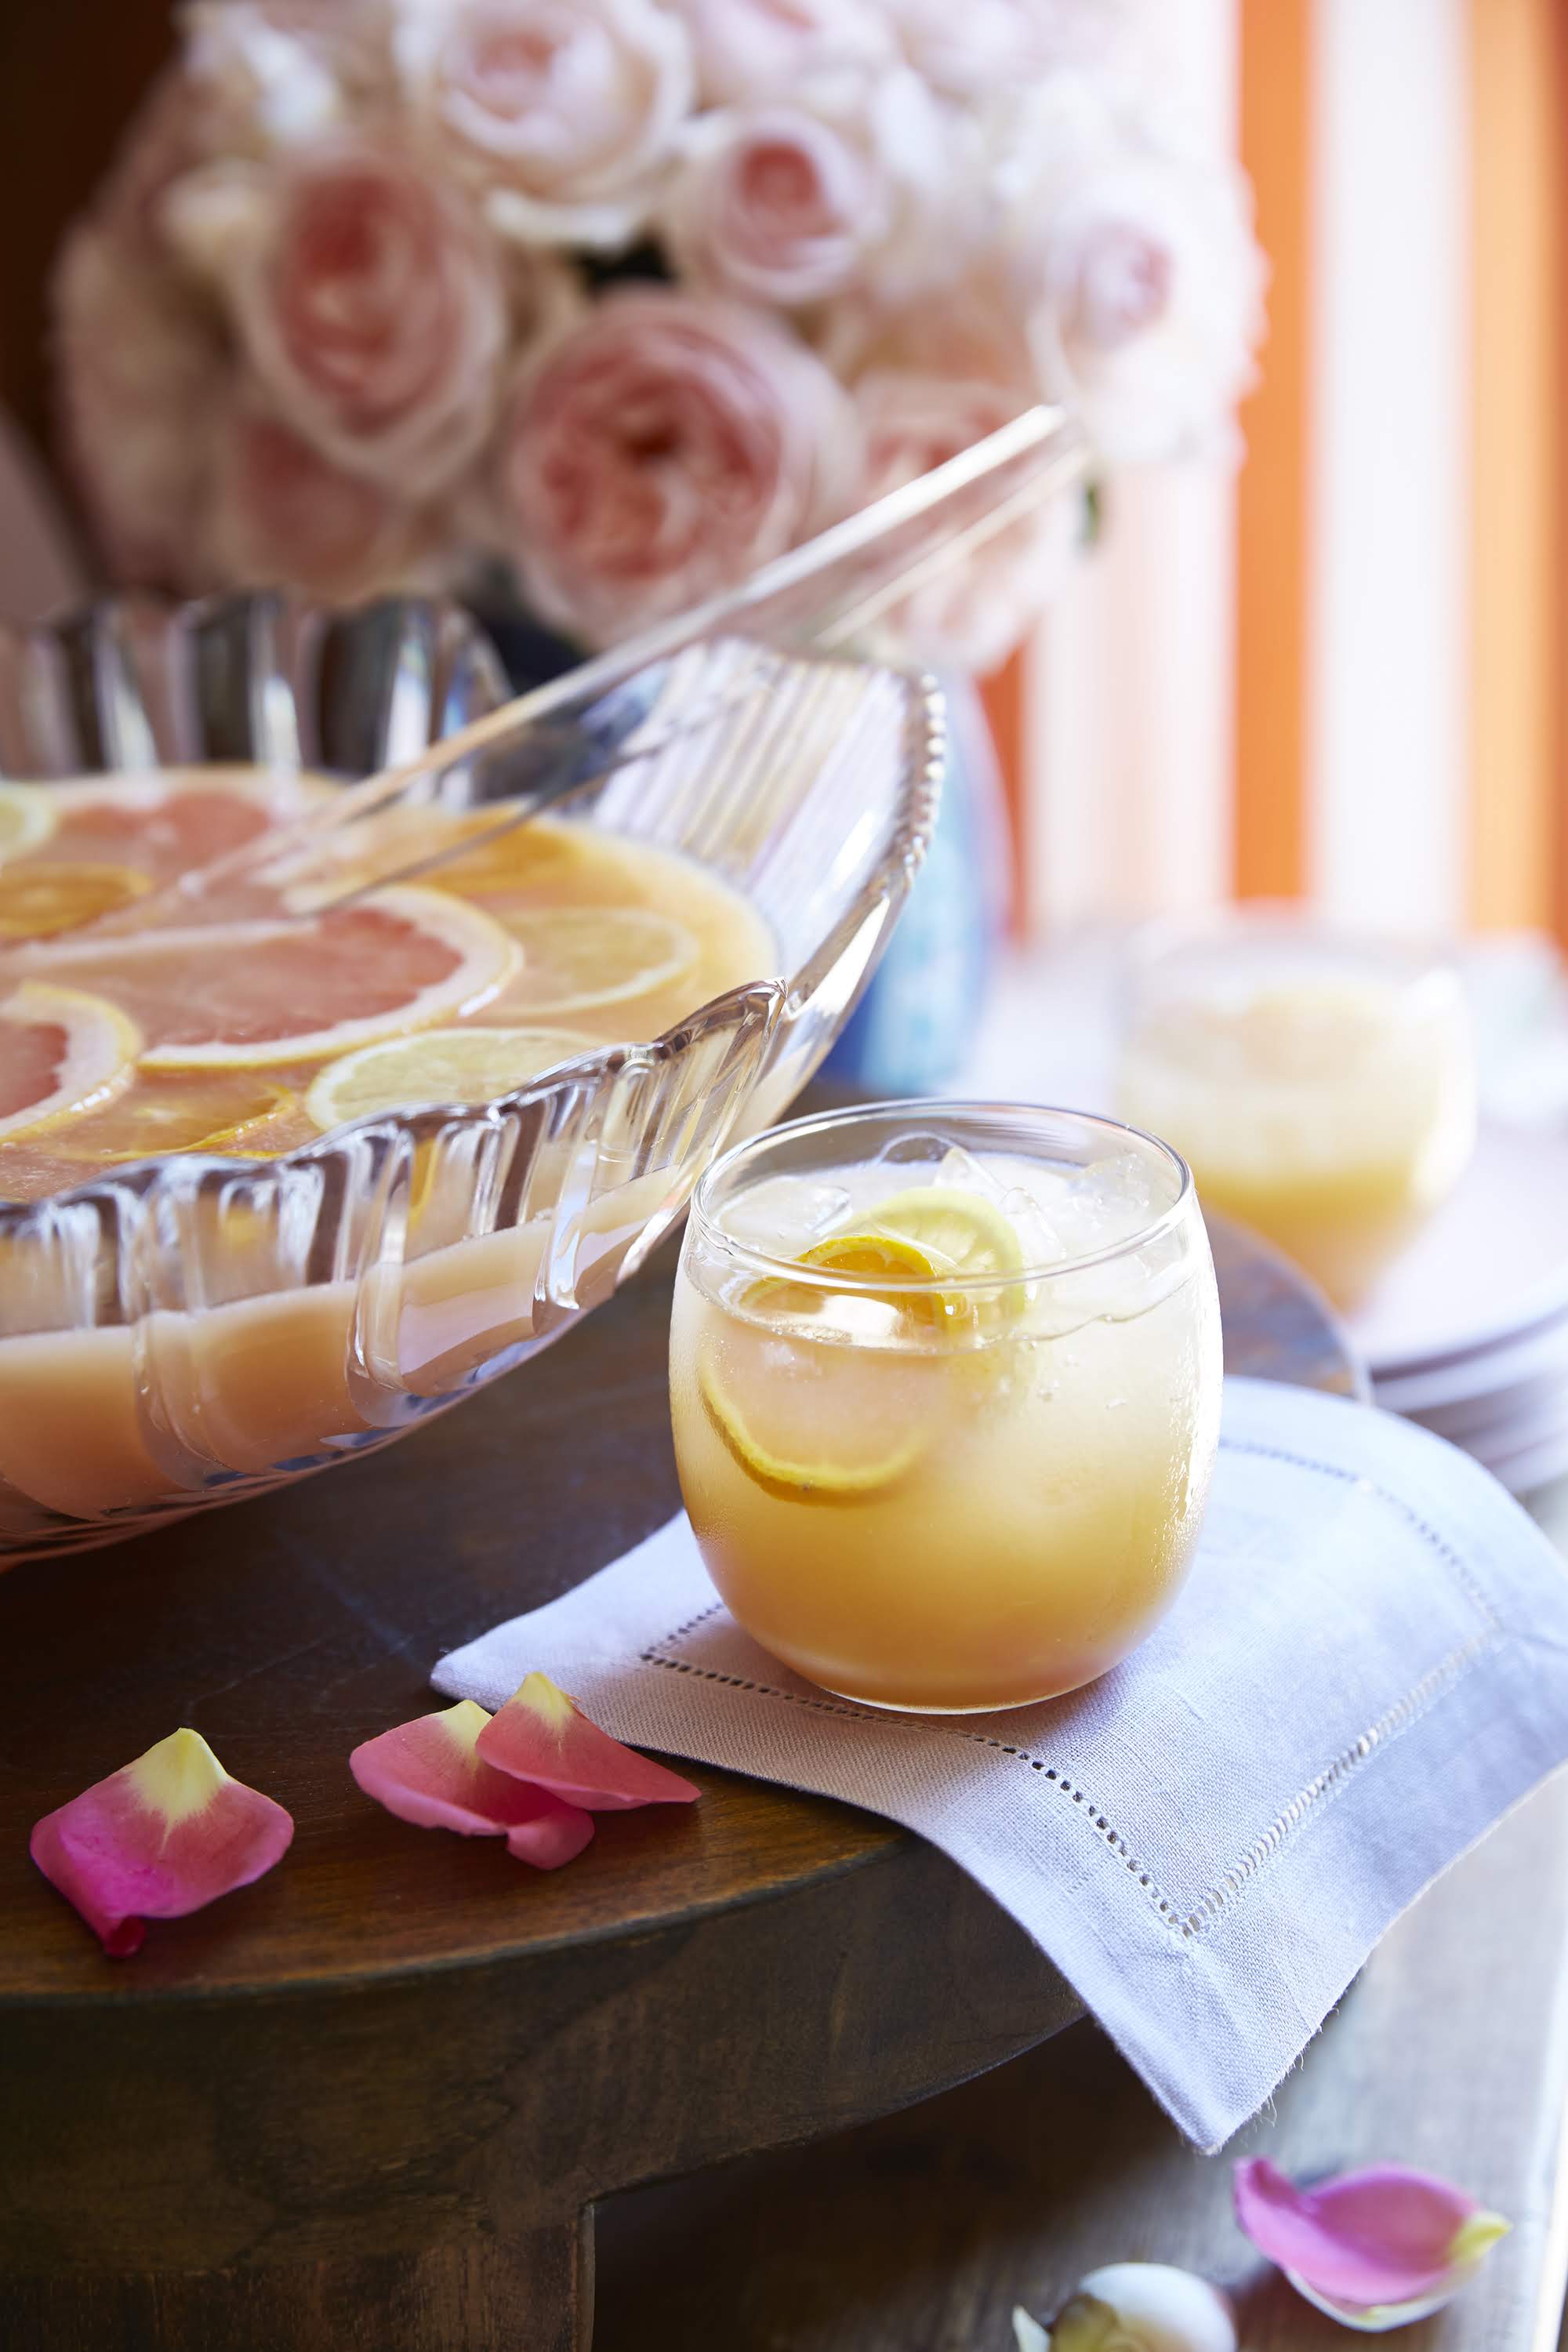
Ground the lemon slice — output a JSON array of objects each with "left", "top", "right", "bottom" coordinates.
[
  {"left": 495, "top": 906, "right": 699, "bottom": 1014},
  {"left": 0, "top": 782, "right": 56, "bottom": 866},
  {"left": 426, "top": 813, "right": 603, "bottom": 900},
  {"left": 0, "top": 981, "right": 140, "bottom": 1140},
  {"left": 866, "top": 1185, "right": 1027, "bottom": 1281},
  {"left": 53, "top": 1073, "right": 305, "bottom": 1165},
  {"left": 797, "top": 1187, "right": 1028, "bottom": 1334},
  {"left": 696, "top": 1225, "right": 956, "bottom": 1497},
  {"left": 305, "top": 1024, "right": 596, "bottom": 1131},
  {"left": 788, "top": 1230, "right": 957, "bottom": 1333},
  {"left": 277, "top": 808, "right": 603, "bottom": 910},
  {"left": 798, "top": 1234, "right": 941, "bottom": 1283},
  {"left": 0, "top": 861, "right": 152, "bottom": 940},
  {"left": 698, "top": 1324, "right": 938, "bottom": 1498}
]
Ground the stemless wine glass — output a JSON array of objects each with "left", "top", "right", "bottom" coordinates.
[
  {"left": 670, "top": 1101, "right": 1221, "bottom": 1715},
  {"left": 1116, "top": 909, "right": 1478, "bottom": 1308}
]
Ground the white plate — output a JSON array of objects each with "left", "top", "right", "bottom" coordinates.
[
  {"left": 1414, "top": 1367, "right": 1568, "bottom": 1448},
  {"left": 1348, "top": 1127, "right": 1568, "bottom": 1375},
  {"left": 1424, "top": 1378, "right": 1568, "bottom": 1468},
  {"left": 1484, "top": 1428, "right": 1568, "bottom": 1497},
  {"left": 1376, "top": 1316, "right": 1568, "bottom": 1415},
  {"left": 1457, "top": 1403, "right": 1568, "bottom": 1473}
]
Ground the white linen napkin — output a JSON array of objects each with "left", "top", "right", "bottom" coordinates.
[{"left": 434, "top": 1376, "right": 1568, "bottom": 2150}]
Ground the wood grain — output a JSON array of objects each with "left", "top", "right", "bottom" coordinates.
[
  {"left": 0, "top": 1216, "right": 1348, "bottom": 2005},
  {"left": 595, "top": 1771, "right": 1568, "bottom": 2352}
]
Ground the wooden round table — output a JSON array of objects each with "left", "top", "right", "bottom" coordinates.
[{"left": 0, "top": 1218, "right": 1359, "bottom": 2352}]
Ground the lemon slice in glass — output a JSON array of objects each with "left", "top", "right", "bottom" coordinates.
[
  {"left": 0, "top": 782, "right": 56, "bottom": 866},
  {"left": 698, "top": 1230, "right": 954, "bottom": 1497},
  {"left": 698, "top": 1323, "right": 939, "bottom": 1499},
  {"left": 816, "top": 1185, "right": 1029, "bottom": 1333},
  {"left": 787, "top": 1230, "right": 959, "bottom": 1334},
  {"left": 495, "top": 907, "right": 699, "bottom": 1014},
  {"left": 866, "top": 1185, "right": 1026, "bottom": 1281},
  {"left": 305, "top": 1024, "right": 596, "bottom": 1131}
]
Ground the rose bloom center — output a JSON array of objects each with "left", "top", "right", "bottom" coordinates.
[
  {"left": 461, "top": 25, "right": 561, "bottom": 118},
  {"left": 741, "top": 141, "right": 826, "bottom": 223},
  {"left": 281, "top": 187, "right": 446, "bottom": 412},
  {"left": 1075, "top": 222, "right": 1174, "bottom": 348}
]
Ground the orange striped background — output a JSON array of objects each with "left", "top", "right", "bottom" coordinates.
[
  {"left": 979, "top": 653, "right": 1028, "bottom": 935},
  {"left": 1230, "top": 0, "right": 1568, "bottom": 938},
  {"left": 990, "top": 0, "right": 1568, "bottom": 947},
  {"left": 1234, "top": 0, "right": 1312, "bottom": 902},
  {"left": 1466, "top": 0, "right": 1566, "bottom": 935}
]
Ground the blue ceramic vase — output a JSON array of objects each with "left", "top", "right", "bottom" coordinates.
[{"left": 822, "top": 673, "right": 1010, "bottom": 1096}]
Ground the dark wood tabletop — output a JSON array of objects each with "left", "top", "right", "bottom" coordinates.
[{"left": 0, "top": 1214, "right": 1359, "bottom": 2351}]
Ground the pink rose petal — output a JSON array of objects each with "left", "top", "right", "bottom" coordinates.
[
  {"left": 350, "top": 1699, "right": 593, "bottom": 1870},
  {"left": 1234, "top": 2158, "right": 1509, "bottom": 2328},
  {"left": 30, "top": 1727, "right": 293, "bottom": 1957},
  {"left": 475, "top": 1671, "right": 702, "bottom": 1811},
  {"left": 498, "top": 287, "right": 858, "bottom": 648}
]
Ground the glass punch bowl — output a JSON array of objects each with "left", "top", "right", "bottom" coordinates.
[{"left": 0, "top": 595, "right": 941, "bottom": 1562}]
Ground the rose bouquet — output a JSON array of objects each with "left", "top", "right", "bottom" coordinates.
[{"left": 53, "top": 0, "right": 1263, "bottom": 669}]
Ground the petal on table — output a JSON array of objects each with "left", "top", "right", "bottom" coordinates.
[
  {"left": 1073, "top": 2266, "right": 1235, "bottom": 2351},
  {"left": 350, "top": 1698, "right": 593, "bottom": 1868},
  {"left": 1018, "top": 2267, "right": 1236, "bottom": 2351},
  {"left": 29, "top": 1726, "right": 293, "bottom": 1957},
  {"left": 1234, "top": 2157, "right": 1509, "bottom": 2329},
  {"left": 475, "top": 1670, "right": 702, "bottom": 1811}
]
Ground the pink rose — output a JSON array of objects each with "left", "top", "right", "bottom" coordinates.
[
  {"left": 816, "top": 259, "right": 1038, "bottom": 397},
  {"left": 53, "top": 223, "right": 227, "bottom": 592},
  {"left": 883, "top": 0, "right": 1131, "bottom": 97},
  {"left": 852, "top": 370, "right": 1078, "bottom": 669},
  {"left": 89, "top": 68, "right": 208, "bottom": 250},
  {"left": 496, "top": 289, "right": 859, "bottom": 645},
  {"left": 183, "top": 0, "right": 392, "bottom": 154},
  {"left": 393, "top": 0, "right": 693, "bottom": 251},
  {"left": 858, "top": 372, "right": 1028, "bottom": 510},
  {"left": 670, "top": 0, "right": 893, "bottom": 106},
  {"left": 213, "top": 148, "right": 509, "bottom": 496},
  {"left": 997, "top": 76, "right": 1264, "bottom": 463},
  {"left": 662, "top": 67, "right": 969, "bottom": 310},
  {"left": 207, "top": 408, "right": 437, "bottom": 601}
]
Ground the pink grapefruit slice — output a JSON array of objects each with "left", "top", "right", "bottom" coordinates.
[
  {"left": 44, "top": 885, "right": 522, "bottom": 1069},
  {"left": 45, "top": 766, "right": 336, "bottom": 885},
  {"left": 0, "top": 980, "right": 141, "bottom": 1140}
]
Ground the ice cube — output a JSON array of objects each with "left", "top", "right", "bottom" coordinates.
[
  {"left": 1000, "top": 1184, "right": 1065, "bottom": 1270},
  {"left": 724, "top": 1174, "right": 851, "bottom": 1254},
  {"left": 875, "top": 1140, "right": 1074, "bottom": 1268},
  {"left": 935, "top": 1142, "right": 1011, "bottom": 1201},
  {"left": 802, "top": 1181, "right": 854, "bottom": 1236},
  {"left": 1043, "top": 1149, "right": 1162, "bottom": 1257},
  {"left": 867, "top": 1128, "right": 959, "bottom": 1178}
]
